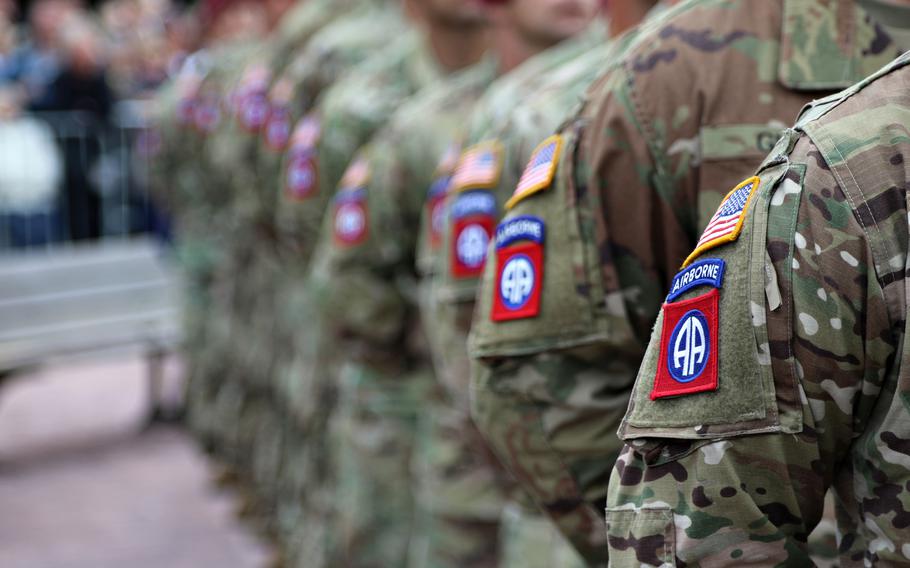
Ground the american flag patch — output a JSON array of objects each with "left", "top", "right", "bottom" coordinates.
[
  {"left": 289, "top": 115, "right": 321, "bottom": 155},
  {"left": 683, "top": 177, "right": 760, "bottom": 267},
  {"left": 339, "top": 155, "right": 370, "bottom": 190},
  {"left": 450, "top": 141, "right": 502, "bottom": 193},
  {"left": 506, "top": 135, "right": 562, "bottom": 210}
]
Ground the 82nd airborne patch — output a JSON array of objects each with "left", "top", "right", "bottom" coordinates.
[
  {"left": 263, "top": 105, "right": 292, "bottom": 153},
  {"left": 426, "top": 143, "right": 461, "bottom": 249},
  {"left": 651, "top": 289, "right": 719, "bottom": 400},
  {"left": 684, "top": 176, "right": 760, "bottom": 267},
  {"left": 492, "top": 216, "right": 545, "bottom": 321},
  {"left": 332, "top": 156, "right": 371, "bottom": 246},
  {"left": 666, "top": 258, "right": 725, "bottom": 302},
  {"left": 284, "top": 115, "right": 322, "bottom": 200},
  {"left": 451, "top": 190, "right": 496, "bottom": 279}
]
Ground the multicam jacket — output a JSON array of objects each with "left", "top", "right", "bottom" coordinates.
[
  {"left": 607, "top": 50, "right": 910, "bottom": 567},
  {"left": 467, "top": 0, "right": 908, "bottom": 563}
]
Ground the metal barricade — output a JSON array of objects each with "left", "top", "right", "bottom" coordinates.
[{"left": 0, "top": 105, "right": 167, "bottom": 251}]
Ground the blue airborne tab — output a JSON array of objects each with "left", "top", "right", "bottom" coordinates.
[
  {"left": 667, "top": 258, "right": 726, "bottom": 302},
  {"left": 452, "top": 190, "right": 496, "bottom": 219},
  {"left": 495, "top": 216, "right": 545, "bottom": 249}
]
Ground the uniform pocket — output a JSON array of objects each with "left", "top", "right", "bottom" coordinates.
[{"left": 605, "top": 507, "right": 676, "bottom": 567}]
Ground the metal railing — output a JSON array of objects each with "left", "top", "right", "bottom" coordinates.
[{"left": 0, "top": 104, "right": 168, "bottom": 252}]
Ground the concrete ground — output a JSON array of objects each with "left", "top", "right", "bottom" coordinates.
[{"left": 0, "top": 355, "right": 274, "bottom": 568}]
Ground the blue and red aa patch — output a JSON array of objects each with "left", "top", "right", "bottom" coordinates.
[
  {"left": 333, "top": 188, "right": 368, "bottom": 246},
  {"left": 284, "top": 115, "right": 321, "bottom": 200},
  {"left": 450, "top": 190, "right": 496, "bottom": 279},
  {"left": 651, "top": 289, "right": 719, "bottom": 400},
  {"left": 491, "top": 216, "right": 545, "bottom": 322},
  {"left": 263, "top": 105, "right": 292, "bottom": 152}
]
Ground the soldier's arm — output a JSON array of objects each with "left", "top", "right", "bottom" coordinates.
[
  {"left": 308, "top": 127, "right": 423, "bottom": 355},
  {"left": 468, "top": 62, "right": 699, "bottom": 562},
  {"left": 605, "top": 134, "right": 899, "bottom": 565}
]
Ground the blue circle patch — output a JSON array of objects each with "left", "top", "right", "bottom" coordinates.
[
  {"left": 667, "top": 309, "right": 710, "bottom": 383},
  {"left": 499, "top": 254, "right": 535, "bottom": 310}
]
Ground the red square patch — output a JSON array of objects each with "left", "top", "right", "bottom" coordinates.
[
  {"left": 491, "top": 242, "right": 543, "bottom": 321},
  {"left": 285, "top": 153, "right": 318, "bottom": 201},
  {"left": 333, "top": 193, "right": 368, "bottom": 246},
  {"left": 651, "top": 289, "right": 719, "bottom": 400},
  {"left": 426, "top": 190, "right": 446, "bottom": 250},
  {"left": 451, "top": 214, "right": 495, "bottom": 279}
]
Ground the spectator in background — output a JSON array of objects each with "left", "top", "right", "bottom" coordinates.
[
  {"left": 32, "top": 14, "right": 115, "bottom": 241},
  {"left": 5, "top": 0, "right": 78, "bottom": 108},
  {"left": 34, "top": 15, "right": 114, "bottom": 118}
]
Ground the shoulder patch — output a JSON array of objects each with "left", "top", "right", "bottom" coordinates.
[
  {"left": 492, "top": 216, "right": 545, "bottom": 322},
  {"left": 651, "top": 289, "right": 719, "bottom": 400},
  {"left": 236, "top": 65, "right": 271, "bottom": 133},
  {"left": 505, "top": 135, "right": 562, "bottom": 210},
  {"left": 289, "top": 115, "right": 322, "bottom": 154},
  {"left": 286, "top": 153, "right": 318, "bottom": 201},
  {"left": 263, "top": 105, "right": 292, "bottom": 152},
  {"left": 284, "top": 115, "right": 322, "bottom": 201},
  {"left": 666, "top": 258, "right": 725, "bottom": 302},
  {"left": 683, "top": 177, "right": 759, "bottom": 267},
  {"left": 450, "top": 190, "right": 497, "bottom": 278},
  {"left": 193, "top": 94, "right": 221, "bottom": 134},
  {"left": 339, "top": 156, "right": 371, "bottom": 191},
  {"left": 450, "top": 141, "right": 503, "bottom": 194},
  {"left": 427, "top": 143, "right": 461, "bottom": 250},
  {"left": 333, "top": 187, "right": 368, "bottom": 246}
]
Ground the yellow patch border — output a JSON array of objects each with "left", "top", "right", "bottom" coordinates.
[
  {"left": 682, "top": 176, "right": 760, "bottom": 268},
  {"left": 505, "top": 134, "right": 563, "bottom": 210},
  {"left": 450, "top": 140, "right": 504, "bottom": 194}
]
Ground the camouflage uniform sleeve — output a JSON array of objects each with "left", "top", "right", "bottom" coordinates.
[
  {"left": 605, "top": 129, "right": 900, "bottom": 564},
  {"left": 308, "top": 120, "right": 426, "bottom": 355},
  {"left": 468, "top": 60, "right": 701, "bottom": 563}
]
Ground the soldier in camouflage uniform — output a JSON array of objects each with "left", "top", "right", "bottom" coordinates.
[
  {"left": 151, "top": 1, "right": 268, "bottom": 461},
  {"left": 248, "top": 3, "right": 414, "bottom": 565},
  {"left": 467, "top": 0, "right": 910, "bottom": 564},
  {"left": 277, "top": 2, "right": 490, "bottom": 565},
  {"left": 310, "top": 1, "right": 608, "bottom": 566},
  {"left": 307, "top": 59, "right": 500, "bottom": 565},
  {"left": 606, "top": 49, "right": 910, "bottom": 566},
  {"left": 195, "top": 0, "right": 399, "bottom": 530}
]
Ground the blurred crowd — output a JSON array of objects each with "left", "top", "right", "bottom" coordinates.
[{"left": 0, "top": 0, "right": 197, "bottom": 115}]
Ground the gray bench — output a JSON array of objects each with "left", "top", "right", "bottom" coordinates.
[{"left": 0, "top": 237, "right": 182, "bottom": 421}]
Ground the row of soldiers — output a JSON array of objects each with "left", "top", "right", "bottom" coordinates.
[{"left": 148, "top": 0, "right": 910, "bottom": 565}]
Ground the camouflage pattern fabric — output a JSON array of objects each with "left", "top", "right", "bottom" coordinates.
[
  {"left": 308, "top": 55, "right": 504, "bottom": 567},
  {"left": 467, "top": 0, "right": 908, "bottom": 564},
  {"left": 275, "top": 25, "right": 473, "bottom": 566},
  {"left": 606, "top": 50, "right": 910, "bottom": 566},
  {"left": 497, "top": 503, "right": 587, "bottom": 568}
]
